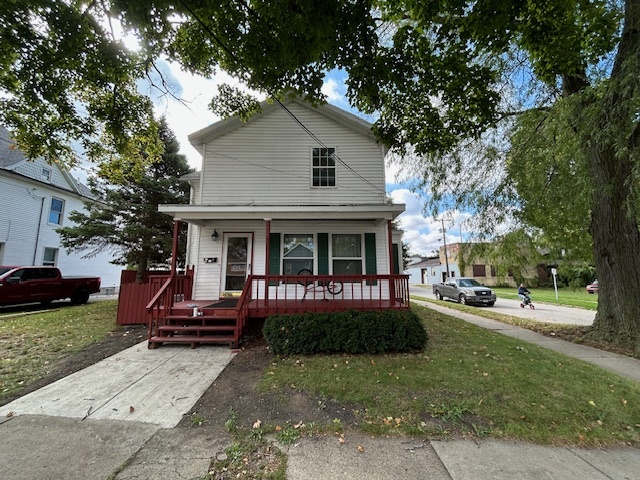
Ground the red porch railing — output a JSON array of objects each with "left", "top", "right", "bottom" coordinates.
[
  {"left": 241, "top": 274, "right": 410, "bottom": 317},
  {"left": 144, "top": 272, "right": 409, "bottom": 348},
  {"left": 146, "top": 269, "right": 194, "bottom": 342}
]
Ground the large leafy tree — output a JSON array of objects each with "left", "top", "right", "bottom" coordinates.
[
  {"left": 2, "top": 1, "right": 639, "bottom": 350},
  {"left": 57, "top": 118, "right": 193, "bottom": 282}
]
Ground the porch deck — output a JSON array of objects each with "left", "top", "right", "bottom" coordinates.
[
  {"left": 146, "top": 273, "right": 410, "bottom": 349},
  {"left": 172, "top": 297, "right": 405, "bottom": 317}
]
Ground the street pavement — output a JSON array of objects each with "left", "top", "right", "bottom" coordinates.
[
  {"left": 0, "top": 293, "right": 639, "bottom": 480},
  {"left": 410, "top": 284, "right": 596, "bottom": 326}
]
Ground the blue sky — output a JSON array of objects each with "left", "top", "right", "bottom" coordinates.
[{"left": 72, "top": 61, "right": 470, "bottom": 258}]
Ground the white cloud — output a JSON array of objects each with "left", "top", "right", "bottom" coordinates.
[
  {"left": 322, "top": 77, "right": 344, "bottom": 102},
  {"left": 389, "top": 188, "right": 473, "bottom": 257}
]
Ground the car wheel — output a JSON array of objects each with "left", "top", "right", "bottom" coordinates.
[
  {"left": 459, "top": 294, "right": 467, "bottom": 305},
  {"left": 72, "top": 288, "right": 90, "bottom": 305},
  {"left": 435, "top": 291, "right": 442, "bottom": 300}
]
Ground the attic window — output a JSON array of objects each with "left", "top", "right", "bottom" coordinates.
[
  {"left": 41, "top": 168, "right": 51, "bottom": 181},
  {"left": 312, "top": 147, "right": 336, "bottom": 187}
]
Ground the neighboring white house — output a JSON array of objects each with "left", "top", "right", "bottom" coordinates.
[
  {"left": 158, "top": 98, "right": 405, "bottom": 300},
  {"left": 0, "top": 126, "right": 122, "bottom": 290},
  {"left": 406, "top": 256, "right": 441, "bottom": 284}
]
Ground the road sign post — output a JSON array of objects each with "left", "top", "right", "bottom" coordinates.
[{"left": 551, "top": 268, "right": 558, "bottom": 299}]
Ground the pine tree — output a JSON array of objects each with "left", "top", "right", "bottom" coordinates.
[{"left": 58, "top": 118, "right": 193, "bottom": 282}]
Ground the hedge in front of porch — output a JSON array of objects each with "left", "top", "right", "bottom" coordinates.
[{"left": 263, "top": 310, "right": 427, "bottom": 355}]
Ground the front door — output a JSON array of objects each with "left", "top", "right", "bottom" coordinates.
[{"left": 222, "top": 234, "right": 253, "bottom": 293}]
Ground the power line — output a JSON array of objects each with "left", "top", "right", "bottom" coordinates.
[
  {"left": 209, "top": 150, "right": 386, "bottom": 195},
  {"left": 177, "top": 0, "right": 387, "bottom": 196}
]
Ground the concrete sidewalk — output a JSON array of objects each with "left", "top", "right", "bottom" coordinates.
[
  {"left": 1, "top": 305, "right": 639, "bottom": 479},
  {"left": 285, "top": 433, "right": 640, "bottom": 480},
  {"left": 0, "top": 341, "right": 236, "bottom": 427},
  {"left": 414, "top": 299, "right": 640, "bottom": 382}
]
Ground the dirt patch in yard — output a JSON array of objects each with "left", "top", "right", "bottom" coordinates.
[{"left": 176, "top": 335, "right": 362, "bottom": 432}]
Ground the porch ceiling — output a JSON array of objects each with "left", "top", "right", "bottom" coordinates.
[{"left": 158, "top": 203, "right": 405, "bottom": 224}]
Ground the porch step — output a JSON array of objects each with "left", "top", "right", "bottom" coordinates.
[
  {"left": 157, "top": 325, "right": 235, "bottom": 333},
  {"left": 166, "top": 314, "right": 236, "bottom": 319},
  {"left": 169, "top": 308, "right": 238, "bottom": 317},
  {"left": 149, "top": 335, "right": 237, "bottom": 348}
]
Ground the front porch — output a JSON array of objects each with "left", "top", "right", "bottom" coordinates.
[{"left": 146, "top": 273, "right": 410, "bottom": 349}]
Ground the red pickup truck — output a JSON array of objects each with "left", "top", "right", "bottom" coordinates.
[{"left": 0, "top": 266, "right": 101, "bottom": 307}]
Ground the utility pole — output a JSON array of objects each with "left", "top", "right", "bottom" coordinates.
[{"left": 440, "top": 217, "right": 450, "bottom": 280}]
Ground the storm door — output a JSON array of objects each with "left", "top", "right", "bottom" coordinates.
[{"left": 222, "top": 234, "right": 253, "bottom": 292}]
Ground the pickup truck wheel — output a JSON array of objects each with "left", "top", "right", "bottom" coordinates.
[
  {"left": 435, "top": 291, "right": 443, "bottom": 300},
  {"left": 459, "top": 294, "right": 467, "bottom": 305},
  {"left": 72, "top": 288, "right": 90, "bottom": 305}
]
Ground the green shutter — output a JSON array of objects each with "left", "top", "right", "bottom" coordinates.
[
  {"left": 392, "top": 243, "right": 400, "bottom": 274},
  {"left": 269, "top": 233, "right": 281, "bottom": 285},
  {"left": 318, "top": 233, "right": 329, "bottom": 274},
  {"left": 365, "top": 233, "right": 377, "bottom": 285}
]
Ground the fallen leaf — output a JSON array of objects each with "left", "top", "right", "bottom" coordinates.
[
  {"left": 357, "top": 445, "right": 365, "bottom": 453},
  {"left": 589, "top": 400, "right": 596, "bottom": 407},
  {"left": 5, "top": 411, "right": 14, "bottom": 418},
  {"left": 253, "top": 419, "right": 262, "bottom": 429},
  {"left": 129, "top": 406, "right": 135, "bottom": 413},
  {"left": 338, "top": 437, "right": 345, "bottom": 444}
]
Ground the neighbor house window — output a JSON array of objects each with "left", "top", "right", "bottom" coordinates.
[
  {"left": 41, "top": 168, "right": 51, "bottom": 181},
  {"left": 332, "top": 234, "right": 362, "bottom": 274},
  {"left": 472, "top": 264, "right": 487, "bottom": 276},
  {"left": 312, "top": 147, "right": 336, "bottom": 187},
  {"left": 43, "top": 247, "right": 58, "bottom": 266},
  {"left": 48, "top": 197, "right": 64, "bottom": 224},
  {"left": 283, "top": 234, "right": 314, "bottom": 274}
]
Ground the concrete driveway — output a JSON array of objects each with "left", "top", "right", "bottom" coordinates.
[{"left": 410, "top": 285, "right": 595, "bottom": 326}]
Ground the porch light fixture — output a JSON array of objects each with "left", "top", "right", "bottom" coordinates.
[{"left": 211, "top": 229, "right": 219, "bottom": 241}]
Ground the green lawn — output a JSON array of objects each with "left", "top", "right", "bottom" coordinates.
[
  {"left": 492, "top": 287, "right": 598, "bottom": 310},
  {"left": 260, "top": 304, "right": 640, "bottom": 446},
  {"left": 0, "top": 301, "right": 120, "bottom": 401}
]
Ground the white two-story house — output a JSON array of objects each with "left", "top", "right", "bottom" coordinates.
[
  {"left": 0, "top": 126, "right": 122, "bottom": 291},
  {"left": 143, "top": 98, "right": 408, "bottom": 348}
]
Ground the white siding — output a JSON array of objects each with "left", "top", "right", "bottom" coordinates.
[
  {"left": 0, "top": 173, "right": 123, "bottom": 288},
  {"left": 190, "top": 219, "right": 391, "bottom": 299},
  {"left": 197, "top": 103, "right": 386, "bottom": 206}
]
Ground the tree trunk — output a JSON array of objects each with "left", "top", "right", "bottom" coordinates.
[
  {"left": 588, "top": 145, "right": 640, "bottom": 352},
  {"left": 586, "top": 0, "right": 640, "bottom": 352},
  {"left": 135, "top": 247, "right": 150, "bottom": 284}
]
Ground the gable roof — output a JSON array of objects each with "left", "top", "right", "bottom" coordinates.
[
  {"left": 0, "top": 125, "right": 92, "bottom": 199},
  {"left": 188, "top": 98, "right": 379, "bottom": 148},
  {"left": 407, "top": 257, "right": 441, "bottom": 269},
  {"left": 0, "top": 126, "right": 27, "bottom": 168}
]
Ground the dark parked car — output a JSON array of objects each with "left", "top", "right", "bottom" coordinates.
[
  {"left": 0, "top": 266, "right": 101, "bottom": 306},
  {"left": 586, "top": 280, "right": 599, "bottom": 294}
]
